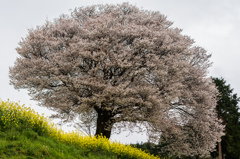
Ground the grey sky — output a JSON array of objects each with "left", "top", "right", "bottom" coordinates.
[{"left": 1, "top": 0, "right": 240, "bottom": 144}]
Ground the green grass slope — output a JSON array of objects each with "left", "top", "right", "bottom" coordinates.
[
  {"left": 0, "top": 99, "right": 160, "bottom": 159},
  {"left": 0, "top": 128, "right": 116, "bottom": 159}
]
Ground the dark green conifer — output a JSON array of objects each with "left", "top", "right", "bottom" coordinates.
[{"left": 211, "top": 77, "right": 240, "bottom": 159}]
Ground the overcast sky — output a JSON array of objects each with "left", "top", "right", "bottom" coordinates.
[{"left": 1, "top": 0, "right": 240, "bottom": 144}]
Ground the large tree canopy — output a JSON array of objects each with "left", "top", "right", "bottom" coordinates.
[{"left": 9, "top": 3, "right": 224, "bottom": 156}]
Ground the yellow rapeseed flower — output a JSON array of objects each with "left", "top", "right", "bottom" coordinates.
[{"left": 0, "top": 99, "right": 160, "bottom": 159}]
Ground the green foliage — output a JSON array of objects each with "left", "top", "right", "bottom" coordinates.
[
  {"left": 131, "top": 142, "right": 159, "bottom": 156},
  {"left": 211, "top": 77, "right": 240, "bottom": 159},
  {"left": 131, "top": 142, "right": 173, "bottom": 159},
  {"left": 132, "top": 142, "right": 215, "bottom": 159}
]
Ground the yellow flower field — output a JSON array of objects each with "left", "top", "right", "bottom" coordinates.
[{"left": 0, "top": 99, "right": 160, "bottom": 159}]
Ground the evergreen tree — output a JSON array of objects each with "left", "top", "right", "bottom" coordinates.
[{"left": 211, "top": 77, "right": 240, "bottom": 159}]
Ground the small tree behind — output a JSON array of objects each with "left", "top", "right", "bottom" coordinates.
[
  {"left": 9, "top": 3, "right": 224, "bottom": 156},
  {"left": 211, "top": 77, "right": 240, "bottom": 159}
]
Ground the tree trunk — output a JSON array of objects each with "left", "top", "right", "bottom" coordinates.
[
  {"left": 218, "top": 141, "right": 222, "bottom": 159},
  {"left": 217, "top": 106, "right": 222, "bottom": 159},
  {"left": 95, "top": 109, "right": 113, "bottom": 139}
]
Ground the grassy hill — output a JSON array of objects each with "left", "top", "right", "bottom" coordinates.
[
  {"left": 0, "top": 128, "right": 116, "bottom": 159},
  {"left": 0, "top": 99, "right": 160, "bottom": 159}
]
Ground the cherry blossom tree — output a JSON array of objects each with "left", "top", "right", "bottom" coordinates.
[{"left": 9, "top": 3, "right": 224, "bottom": 156}]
